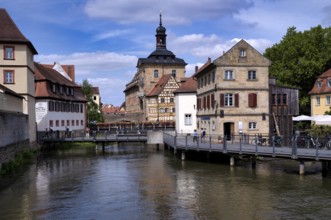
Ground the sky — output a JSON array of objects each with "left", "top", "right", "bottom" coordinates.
[{"left": 1, "top": 0, "right": 331, "bottom": 106}]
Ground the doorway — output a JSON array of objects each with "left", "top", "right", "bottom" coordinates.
[{"left": 224, "top": 122, "right": 234, "bottom": 140}]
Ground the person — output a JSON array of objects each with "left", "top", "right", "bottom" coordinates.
[
  {"left": 65, "top": 127, "right": 69, "bottom": 138},
  {"left": 201, "top": 128, "right": 206, "bottom": 143},
  {"left": 193, "top": 129, "right": 198, "bottom": 143},
  {"left": 86, "top": 127, "right": 90, "bottom": 138},
  {"left": 44, "top": 128, "right": 49, "bottom": 138}
]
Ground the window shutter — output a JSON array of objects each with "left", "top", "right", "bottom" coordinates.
[
  {"left": 211, "top": 94, "right": 215, "bottom": 108},
  {"left": 235, "top": 93, "right": 239, "bottom": 107},
  {"left": 220, "top": 93, "right": 224, "bottom": 107},
  {"left": 207, "top": 95, "right": 210, "bottom": 109},
  {"left": 248, "top": 93, "right": 257, "bottom": 108},
  {"left": 203, "top": 96, "right": 206, "bottom": 109}
]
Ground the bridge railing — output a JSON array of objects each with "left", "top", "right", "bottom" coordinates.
[{"left": 163, "top": 132, "right": 331, "bottom": 155}]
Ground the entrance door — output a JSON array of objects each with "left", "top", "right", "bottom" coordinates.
[{"left": 224, "top": 122, "right": 234, "bottom": 140}]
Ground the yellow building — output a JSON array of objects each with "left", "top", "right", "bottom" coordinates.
[
  {"left": 309, "top": 69, "right": 331, "bottom": 116},
  {"left": 0, "top": 8, "right": 38, "bottom": 142}
]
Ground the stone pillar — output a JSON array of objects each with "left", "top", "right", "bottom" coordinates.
[
  {"left": 181, "top": 151, "right": 185, "bottom": 161},
  {"left": 230, "top": 156, "right": 235, "bottom": 166},
  {"left": 299, "top": 161, "right": 305, "bottom": 175}
]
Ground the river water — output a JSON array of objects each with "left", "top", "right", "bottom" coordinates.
[{"left": 0, "top": 143, "right": 331, "bottom": 220}]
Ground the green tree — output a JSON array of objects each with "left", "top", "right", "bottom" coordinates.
[
  {"left": 81, "top": 79, "right": 103, "bottom": 124},
  {"left": 264, "top": 25, "right": 331, "bottom": 114}
]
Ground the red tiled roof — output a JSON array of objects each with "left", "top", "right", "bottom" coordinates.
[
  {"left": 309, "top": 69, "right": 331, "bottom": 95},
  {"left": 147, "top": 74, "right": 172, "bottom": 97},
  {"left": 192, "top": 57, "right": 213, "bottom": 78},
  {"left": 34, "top": 62, "right": 86, "bottom": 102},
  {"left": 0, "top": 8, "right": 37, "bottom": 54},
  {"left": 174, "top": 77, "right": 197, "bottom": 93},
  {"left": 92, "top": 87, "right": 100, "bottom": 94}
]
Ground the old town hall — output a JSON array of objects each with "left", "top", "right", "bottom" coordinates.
[{"left": 124, "top": 14, "right": 187, "bottom": 122}]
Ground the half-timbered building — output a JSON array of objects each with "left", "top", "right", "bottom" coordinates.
[{"left": 124, "top": 13, "right": 186, "bottom": 122}]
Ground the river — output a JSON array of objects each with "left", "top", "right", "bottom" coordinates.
[{"left": 0, "top": 143, "right": 331, "bottom": 220}]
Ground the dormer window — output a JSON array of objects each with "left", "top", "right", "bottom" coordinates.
[
  {"left": 239, "top": 49, "right": 246, "bottom": 57},
  {"left": 59, "top": 86, "right": 63, "bottom": 94},
  {"left": 51, "top": 83, "right": 56, "bottom": 93},
  {"left": 317, "top": 81, "right": 322, "bottom": 88},
  {"left": 327, "top": 79, "right": 331, "bottom": 87}
]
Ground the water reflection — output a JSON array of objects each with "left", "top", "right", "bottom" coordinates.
[{"left": 0, "top": 144, "right": 331, "bottom": 219}]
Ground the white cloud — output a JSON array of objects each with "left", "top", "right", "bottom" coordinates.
[
  {"left": 84, "top": 0, "right": 253, "bottom": 24},
  {"left": 35, "top": 51, "right": 138, "bottom": 105}
]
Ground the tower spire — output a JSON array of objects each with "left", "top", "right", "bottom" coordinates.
[
  {"left": 155, "top": 11, "right": 166, "bottom": 49},
  {"left": 159, "top": 11, "right": 162, "bottom": 26}
]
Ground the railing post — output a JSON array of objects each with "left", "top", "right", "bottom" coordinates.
[
  {"left": 209, "top": 136, "right": 212, "bottom": 151},
  {"left": 239, "top": 137, "right": 242, "bottom": 154},
  {"left": 292, "top": 136, "right": 297, "bottom": 159},
  {"left": 316, "top": 144, "right": 319, "bottom": 160}
]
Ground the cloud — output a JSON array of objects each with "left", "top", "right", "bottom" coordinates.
[
  {"left": 35, "top": 51, "right": 138, "bottom": 105},
  {"left": 84, "top": 0, "right": 253, "bottom": 24},
  {"left": 93, "top": 29, "right": 133, "bottom": 41}
]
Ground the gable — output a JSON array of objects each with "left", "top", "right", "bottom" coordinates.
[{"left": 214, "top": 39, "right": 271, "bottom": 67}]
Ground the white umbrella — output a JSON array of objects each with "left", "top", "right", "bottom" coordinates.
[
  {"left": 292, "top": 115, "right": 312, "bottom": 121},
  {"left": 314, "top": 115, "right": 331, "bottom": 125}
]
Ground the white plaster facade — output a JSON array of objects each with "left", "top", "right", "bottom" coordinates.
[{"left": 175, "top": 93, "right": 197, "bottom": 134}]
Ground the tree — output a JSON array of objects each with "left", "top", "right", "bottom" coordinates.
[
  {"left": 264, "top": 25, "right": 331, "bottom": 114},
  {"left": 81, "top": 79, "right": 103, "bottom": 124}
]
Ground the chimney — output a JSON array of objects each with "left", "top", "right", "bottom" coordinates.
[{"left": 195, "top": 66, "right": 199, "bottom": 73}]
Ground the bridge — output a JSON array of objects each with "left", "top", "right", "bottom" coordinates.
[{"left": 163, "top": 132, "right": 331, "bottom": 176}]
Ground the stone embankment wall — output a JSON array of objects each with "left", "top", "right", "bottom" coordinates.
[{"left": 0, "top": 112, "right": 33, "bottom": 167}]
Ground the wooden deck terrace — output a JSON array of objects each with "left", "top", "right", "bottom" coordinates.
[{"left": 163, "top": 133, "right": 331, "bottom": 161}]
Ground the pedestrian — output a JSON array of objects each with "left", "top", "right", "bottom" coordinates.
[
  {"left": 193, "top": 129, "right": 198, "bottom": 143},
  {"left": 201, "top": 128, "right": 206, "bottom": 143},
  {"left": 86, "top": 127, "right": 90, "bottom": 138}
]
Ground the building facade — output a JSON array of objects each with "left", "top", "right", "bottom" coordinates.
[
  {"left": 309, "top": 68, "right": 331, "bottom": 116},
  {"left": 124, "top": 14, "right": 186, "bottom": 122},
  {"left": 34, "top": 63, "right": 87, "bottom": 133},
  {"left": 146, "top": 74, "right": 179, "bottom": 122},
  {"left": 0, "top": 8, "right": 38, "bottom": 142},
  {"left": 174, "top": 76, "right": 197, "bottom": 134},
  {"left": 195, "top": 40, "right": 271, "bottom": 138}
]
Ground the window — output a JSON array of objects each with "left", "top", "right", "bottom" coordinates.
[
  {"left": 248, "top": 70, "right": 256, "bottom": 80},
  {"left": 52, "top": 83, "right": 57, "bottom": 93},
  {"left": 328, "top": 79, "right": 331, "bottom": 87},
  {"left": 282, "top": 94, "right": 287, "bottom": 105},
  {"left": 4, "top": 46, "right": 14, "bottom": 60},
  {"left": 172, "top": 107, "right": 175, "bottom": 113},
  {"left": 170, "top": 98, "right": 174, "bottom": 103},
  {"left": 159, "top": 108, "right": 164, "bottom": 113},
  {"left": 185, "top": 114, "right": 192, "bottom": 125},
  {"left": 239, "top": 49, "right": 246, "bottom": 57},
  {"left": 225, "top": 93, "right": 233, "bottom": 106},
  {"left": 49, "top": 101, "right": 54, "bottom": 111},
  {"left": 316, "top": 96, "right": 320, "bottom": 106},
  {"left": 154, "top": 69, "right": 159, "bottom": 78},
  {"left": 160, "top": 97, "right": 165, "bottom": 103},
  {"left": 59, "top": 86, "right": 63, "bottom": 94},
  {"left": 326, "top": 96, "right": 331, "bottom": 105},
  {"left": 49, "top": 120, "right": 53, "bottom": 127},
  {"left": 94, "top": 96, "right": 97, "bottom": 100},
  {"left": 4, "top": 70, "right": 14, "bottom": 83},
  {"left": 248, "top": 122, "right": 257, "bottom": 129},
  {"left": 212, "top": 72, "right": 215, "bottom": 83},
  {"left": 317, "top": 81, "right": 322, "bottom": 88},
  {"left": 172, "top": 70, "right": 176, "bottom": 78},
  {"left": 224, "top": 70, "right": 233, "bottom": 80}
]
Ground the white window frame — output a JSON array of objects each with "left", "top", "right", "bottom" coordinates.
[
  {"left": 248, "top": 70, "right": 256, "bottom": 80},
  {"left": 224, "top": 70, "right": 234, "bottom": 80},
  {"left": 154, "top": 69, "right": 159, "bottom": 78},
  {"left": 4, "top": 70, "right": 14, "bottom": 83},
  {"left": 4, "top": 46, "right": 14, "bottom": 60},
  {"left": 225, "top": 93, "right": 234, "bottom": 106},
  {"left": 326, "top": 96, "right": 331, "bottom": 105},
  {"left": 239, "top": 49, "right": 246, "bottom": 57},
  {"left": 316, "top": 96, "right": 320, "bottom": 106},
  {"left": 248, "top": 122, "right": 257, "bottom": 130},
  {"left": 184, "top": 114, "right": 192, "bottom": 125}
]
